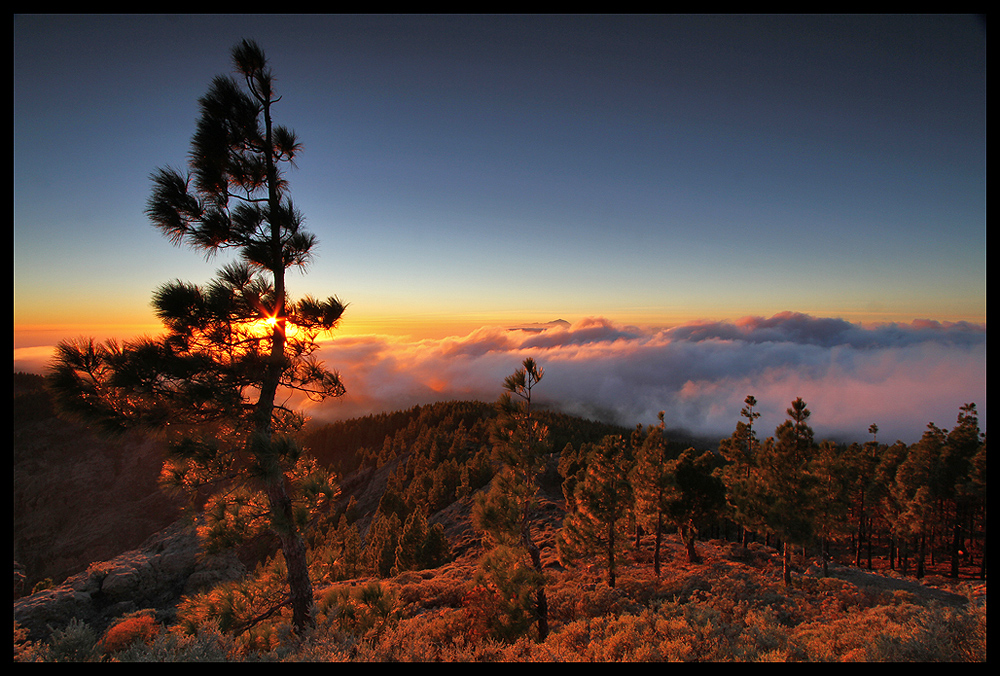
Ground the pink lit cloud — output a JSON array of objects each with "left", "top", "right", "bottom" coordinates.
[{"left": 304, "top": 312, "right": 985, "bottom": 444}]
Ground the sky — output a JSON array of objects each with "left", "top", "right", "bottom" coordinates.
[{"left": 14, "top": 14, "right": 986, "bottom": 443}]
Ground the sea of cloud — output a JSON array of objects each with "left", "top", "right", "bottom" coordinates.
[
  {"left": 16, "top": 311, "right": 985, "bottom": 445},
  {"left": 302, "top": 311, "right": 986, "bottom": 445}
]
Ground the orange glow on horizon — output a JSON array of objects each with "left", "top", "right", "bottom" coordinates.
[{"left": 13, "top": 305, "right": 986, "bottom": 352}]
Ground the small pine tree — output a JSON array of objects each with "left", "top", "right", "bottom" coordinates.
[
  {"left": 333, "top": 513, "right": 364, "bottom": 580},
  {"left": 632, "top": 412, "right": 672, "bottom": 576},
  {"left": 557, "top": 434, "right": 635, "bottom": 588},
  {"left": 421, "top": 522, "right": 451, "bottom": 569},
  {"left": 393, "top": 509, "right": 429, "bottom": 575},
  {"left": 472, "top": 357, "right": 551, "bottom": 641},
  {"left": 662, "top": 447, "right": 726, "bottom": 564},
  {"left": 365, "top": 511, "right": 401, "bottom": 578},
  {"left": 470, "top": 545, "right": 544, "bottom": 642}
]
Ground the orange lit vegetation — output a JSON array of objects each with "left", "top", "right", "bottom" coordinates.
[{"left": 12, "top": 387, "right": 986, "bottom": 662}]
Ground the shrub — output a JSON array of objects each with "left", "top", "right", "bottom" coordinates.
[
  {"left": 45, "top": 618, "right": 99, "bottom": 662},
  {"left": 99, "top": 611, "right": 160, "bottom": 655},
  {"left": 108, "top": 626, "right": 245, "bottom": 662},
  {"left": 320, "top": 581, "right": 401, "bottom": 641},
  {"left": 397, "top": 573, "right": 469, "bottom": 609},
  {"left": 30, "top": 578, "right": 54, "bottom": 594},
  {"left": 861, "top": 602, "right": 987, "bottom": 662},
  {"left": 13, "top": 622, "right": 46, "bottom": 663},
  {"left": 175, "top": 555, "right": 290, "bottom": 637}
]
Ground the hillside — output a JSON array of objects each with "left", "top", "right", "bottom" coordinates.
[
  {"left": 13, "top": 373, "right": 987, "bottom": 661},
  {"left": 13, "top": 373, "right": 184, "bottom": 594}
]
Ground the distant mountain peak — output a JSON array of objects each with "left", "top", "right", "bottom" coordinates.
[{"left": 506, "top": 319, "right": 571, "bottom": 333}]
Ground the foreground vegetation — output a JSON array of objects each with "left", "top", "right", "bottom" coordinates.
[
  {"left": 14, "top": 384, "right": 987, "bottom": 662},
  {"left": 14, "top": 531, "right": 985, "bottom": 662}
]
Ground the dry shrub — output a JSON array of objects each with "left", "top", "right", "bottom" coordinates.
[
  {"left": 13, "top": 622, "right": 47, "bottom": 663},
  {"left": 861, "top": 602, "right": 986, "bottom": 662},
  {"left": 397, "top": 573, "right": 469, "bottom": 609},
  {"left": 542, "top": 603, "right": 746, "bottom": 662},
  {"left": 99, "top": 611, "right": 160, "bottom": 655},
  {"left": 346, "top": 605, "right": 521, "bottom": 662},
  {"left": 574, "top": 583, "right": 644, "bottom": 619}
]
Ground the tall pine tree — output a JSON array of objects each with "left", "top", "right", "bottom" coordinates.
[
  {"left": 719, "top": 395, "right": 762, "bottom": 547},
  {"left": 632, "top": 412, "right": 672, "bottom": 576},
  {"left": 47, "top": 40, "right": 345, "bottom": 632}
]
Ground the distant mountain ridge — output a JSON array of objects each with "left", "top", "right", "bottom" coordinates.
[{"left": 506, "top": 319, "right": 571, "bottom": 332}]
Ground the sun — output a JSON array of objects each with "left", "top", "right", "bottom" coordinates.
[
  {"left": 247, "top": 314, "right": 281, "bottom": 338},
  {"left": 249, "top": 314, "right": 298, "bottom": 339}
]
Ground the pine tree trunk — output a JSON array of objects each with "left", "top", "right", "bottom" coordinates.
[
  {"left": 607, "top": 521, "right": 617, "bottom": 588},
  {"left": 866, "top": 517, "right": 873, "bottom": 570},
  {"left": 653, "top": 513, "right": 663, "bottom": 577},
  {"left": 782, "top": 541, "right": 792, "bottom": 585},
  {"left": 950, "top": 503, "right": 963, "bottom": 578},
  {"left": 265, "top": 476, "right": 314, "bottom": 632},
  {"left": 257, "top": 83, "right": 316, "bottom": 635},
  {"left": 916, "top": 531, "right": 926, "bottom": 579},
  {"left": 683, "top": 521, "right": 700, "bottom": 564},
  {"left": 855, "top": 489, "right": 865, "bottom": 567},
  {"left": 521, "top": 517, "right": 547, "bottom": 641}
]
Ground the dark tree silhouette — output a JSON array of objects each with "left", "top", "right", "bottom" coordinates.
[
  {"left": 47, "top": 39, "right": 346, "bottom": 633},
  {"left": 662, "top": 446, "right": 727, "bottom": 564}
]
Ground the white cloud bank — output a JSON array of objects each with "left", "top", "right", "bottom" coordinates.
[
  {"left": 305, "top": 311, "right": 986, "bottom": 445},
  {"left": 16, "top": 311, "right": 986, "bottom": 445}
]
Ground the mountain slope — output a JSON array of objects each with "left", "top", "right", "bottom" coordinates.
[{"left": 14, "top": 373, "right": 184, "bottom": 594}]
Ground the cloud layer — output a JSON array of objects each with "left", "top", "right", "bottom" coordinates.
[
  {"left": 304, "top": 311, "right": 985, "bottom": 444},
  {"left": 16, "top": 311, "right": 985, "bottom": 445}
]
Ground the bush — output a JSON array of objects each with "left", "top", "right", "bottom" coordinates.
[
  {"left": 861, "top": 602, "right": 987, "bottom": 662},
  {"left": 99, "top": 611, "right": 160, "bottom": 655},
  {"left": 45, "top": 618, "right": 99, "bottom": 662},
  {"left": 320, "top": 581, "right": 401, "bottom": 641},
  {"left": 13, "top": 622, "right": 45, "bottom": 663},
  {"left": 108, "top": 626, "right": 246, "bottom": 662}
]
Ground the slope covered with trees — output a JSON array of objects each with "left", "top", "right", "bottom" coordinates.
[{"left": 15, "top": 362, "right": 987, "bottom": 661}]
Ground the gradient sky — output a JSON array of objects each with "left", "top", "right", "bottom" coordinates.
[{"left": 13, "top": 14, "right": 986, "bottom": 442}]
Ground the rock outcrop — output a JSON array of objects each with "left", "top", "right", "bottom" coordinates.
[{"left": 13, "top": 518, "right": 245, "bottom": 643}]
